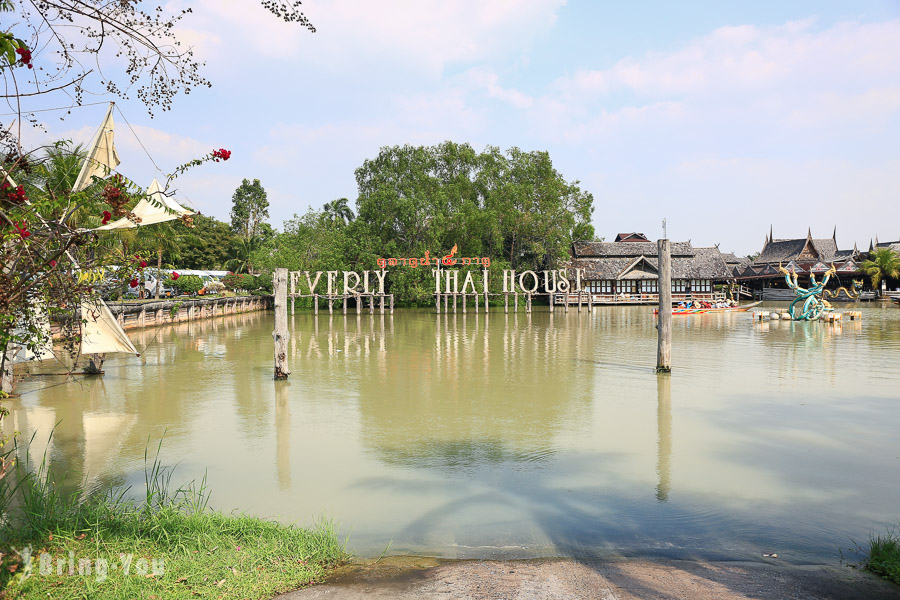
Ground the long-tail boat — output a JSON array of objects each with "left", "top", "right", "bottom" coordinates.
[{"left": 653, "top": 301, "right": 761, "bottom": 315}]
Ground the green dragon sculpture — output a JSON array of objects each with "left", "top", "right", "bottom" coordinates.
[{"left": 777, "top": 263, "right": 836, "bottom": 321}]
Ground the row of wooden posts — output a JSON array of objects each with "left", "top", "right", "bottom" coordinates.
[{"left": 272, "top": 240, "right": 674, "bottom": 380}]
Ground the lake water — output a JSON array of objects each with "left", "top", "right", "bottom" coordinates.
[{"left": 5, "top": 303, "right": 900, "bottom": 563}]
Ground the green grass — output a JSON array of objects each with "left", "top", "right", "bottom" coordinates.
[
  {"left": 867, "top": 529, "right": 900, "bottom": 585},
  {"left": 0, "top": 439, "right": 348, "bottom": 599}
]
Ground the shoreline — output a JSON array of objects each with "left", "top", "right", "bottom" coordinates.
[{"left": 276, "top": 554, "right": 900, "bottom": 600}]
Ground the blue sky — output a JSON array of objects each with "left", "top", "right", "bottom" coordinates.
[{"left": 15, "top": 0, "right": 900, "bottom": 255}]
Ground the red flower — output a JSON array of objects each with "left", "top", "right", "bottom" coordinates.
[
  {"left": 49, "top": 260, "right": 57, "bottom": 267},
  {"left": 130, "top": 279, "right": 139, "bottom": 288},
  {"left": 211, "top": 148, "right": 231, "bottom": 162},
  {"left": 101, "top": 210, "right": 112, "bottom": 225},
  {"left": 171, "top": 272, "right": 180, "bottom": 280},
  {"left": 15, "top": 47, "right": 33, "bottom": 69},
  {"left": 13, "top": 221, "right": 30, "bottom": 239},
  {"left": 140, "top": 260, "right": 148, "bottom": 268}
]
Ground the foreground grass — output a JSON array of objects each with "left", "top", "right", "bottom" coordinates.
[
  {"left": 867, "top": 529, "right": 900, "bottom": 586},
  {"left": 0, "top": 443, "right": 347, "bottom": 599}
]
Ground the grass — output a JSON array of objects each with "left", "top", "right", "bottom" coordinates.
[
  {"left": 867, "top": 529, "right": 900, "bottom": 585},
  {"left": 0, "top": 438, "right": 348, "bottom": 599}
]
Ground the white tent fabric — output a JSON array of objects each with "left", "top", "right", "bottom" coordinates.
[
  {"left": 80, "top": 299, "right": 139, "bottom": 356},
  {"left": 71, "top": 103, "right": 120, "bottom": 193},
  {"left": 94, "top": 178, "right": 193, "bottom": 231}
]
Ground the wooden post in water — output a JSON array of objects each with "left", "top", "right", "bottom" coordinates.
[
  {"left": 504, "top": 293, "right": 508, "bottom": 314},
  {"left": 657, "top": 239, "right": 672, "bottom": 373},
  {"left": 274, "top": 268, "right": 290, "bottom": 380},
  {"left": 390, "top": 294, "right": 394, "bottom": 314},
  {"left": 313, "top": 294, "right": 318, "bottom": 316}
]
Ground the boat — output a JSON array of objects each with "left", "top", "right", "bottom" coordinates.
[{"left": 653, "top": 301, "right": 761, "bottom": 315}]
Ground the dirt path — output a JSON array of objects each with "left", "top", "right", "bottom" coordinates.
[{"left": 277, "top": 556, "right": 900, "bottom": 600}]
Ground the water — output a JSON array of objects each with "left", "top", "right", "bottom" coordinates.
[{"left": 5, "top": 303, "right": 900, "bottom": 563}]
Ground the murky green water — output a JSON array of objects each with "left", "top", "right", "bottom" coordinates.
[{"left": 5, "top": 303, "right": 900, "bottom": 563}]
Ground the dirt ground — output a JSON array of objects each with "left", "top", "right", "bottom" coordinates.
[{"left": 276, "top": 556, "right": 900, "bottom": 600}]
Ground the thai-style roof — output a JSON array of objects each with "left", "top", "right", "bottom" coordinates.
[
  {"left": 721, "top": 252, "right": 752, "bottom": 277},
  {"left": 568, "top": 241, "right": 732, "bottom": 281},
  {"left": 755, "top": 237, "right": 838, "bottom": 264},
  {"left": 573, "top": 241, "right": 694, "bottom": 258},
  {"left": 614, "top": 232, "right": 650, "bottom": 242}
]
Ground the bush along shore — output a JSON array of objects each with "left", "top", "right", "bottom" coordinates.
[
  {"left": 0, "top": 441, "right": 347, "bottom": 599},
  {"left": 867, "top": 529, "right": 900, "bottom": 586}
]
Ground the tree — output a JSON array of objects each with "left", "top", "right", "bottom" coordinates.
[
  {"left": 861, "top": 247, "right": 900, "bottom": 290},
  {"left": 138, "top": 220, "right": 196, "bottom": 299},
  {"left": 323, "top": 198, "right": 355, "bottom": 226},
  {"left": 230, "top": 179, "right": 270, "bottom": 240},
  {"left": 0, "top": 0, "right": 314, "bottom": 395},
  {"left": 161, "top": 213, "right": 236, "bottom": 270},
  {"left": 225, "top": 235, "right": 264, "bottom": 274}
]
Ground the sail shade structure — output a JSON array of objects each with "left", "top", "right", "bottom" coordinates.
[
  {"left": 71, "top": 103, "right": 120, "bottom": 193},
  {"left": 94, "top": 178, "right": 193, "bottom": 231},
  {"left": 80, "top": 299, "right": 139, "bottom": 356}
]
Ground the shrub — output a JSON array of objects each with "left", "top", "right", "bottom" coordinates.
[
  {"left": 172, "top": 274, "right": 204, "bottom": 295},
  {"left": 205, "top": 280, "right": 225, "bottom": 294},
  {"left": 223, "top": 273, "right": 251, "bottom": 291},
  {"left": 253, "top": 272, "right": 273, "bottom": 294}
]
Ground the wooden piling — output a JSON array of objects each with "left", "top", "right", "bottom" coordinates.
[
  {"left": 313, "top": 293, "right": 318, "bottom": 315},
  {"left": 390, "top": 294, "right": 394, "bottom": 314},
  {"left": 657, "top": 239, "right": 672, "bottom": 373},
  {"left": 504, "top": 293, "right": 508, "bottom": 314},
  {"left": 274, "top": 268, "right": 291, "bottom": 380}
]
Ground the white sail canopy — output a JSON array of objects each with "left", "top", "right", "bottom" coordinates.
[
  {"left": 94, "top": 178, "right": 193, "bottom": 231},
  {"left": 80, "top": 299, "right": 139, "bottom": 356},
  {"left": 72, "top": 103, "right": 120, "bottom": 193}
]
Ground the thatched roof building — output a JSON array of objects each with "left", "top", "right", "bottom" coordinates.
[{"left": 565, "top": 235, "right": 734, "bottom": 303}]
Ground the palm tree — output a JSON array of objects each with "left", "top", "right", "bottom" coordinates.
[
  {"left": 322, "top": 197, "right": 354, "bottom": 226},
  {"left": 860, "top": 247, "right": 900, "bottom": 291},
  {"left": 225, "top": 235, "right": 262, "bottom": 274}
]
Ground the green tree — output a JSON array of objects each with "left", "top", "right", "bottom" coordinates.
[
  {"left": 163, "top": 213, "right": 237, "bottom": 270},
  {"left": 225, "top": 236, "right": 264, "bottom": 274},
  {"left": 322, "top": 197, "right": 355, "bottom": 226},
  {"left": 861, "top": 247, "right": 900, "bottom": 290},
  {"left": 137, "top": 221, "right": 196, "bottom": 299},
  {"left": 230, "top": 179, "right": 270, "bottom": 240}
]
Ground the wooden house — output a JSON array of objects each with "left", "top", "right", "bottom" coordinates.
[{"left": 565, "top": 235, "right": 733, "bottom": 305}]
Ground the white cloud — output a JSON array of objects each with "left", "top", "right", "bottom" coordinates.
[{"left": 170, "top": 0, "right": 566, "bottom": 74}]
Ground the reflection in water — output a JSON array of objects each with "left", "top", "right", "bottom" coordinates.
[
  {"left": 656, "top": 373, "right": 672, "bottom": 502},
  {"left": 275, "top": 382, "right": 291, "bottom": 489},
  {"left": 4, "top": 305, "right": 900, "bottom": 563}
]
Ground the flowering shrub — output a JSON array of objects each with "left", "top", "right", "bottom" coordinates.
[
  {"left": 222, "top": 273, "right": 251, "bottom": 291},
  {"left": 211, "top": 148, "right": 231, "bottom": 162}
]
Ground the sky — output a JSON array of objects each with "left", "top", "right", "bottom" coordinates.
[{"left": 11, "top": 0, "right": 900, "bottom": 256}]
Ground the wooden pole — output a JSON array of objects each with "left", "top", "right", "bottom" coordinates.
[
  {"left": 657, "top": 239, "right": 672, "bottom": 373},
  {"left": 314, "top": 293, "right": 318, "bottom": 316},
  {"left": 343, "top": 297, "right": 347, "bottom": 315},
  {"left": 475, "top": 292, "right": 479, "bottom": 312},
  {"left": 435, "top": 293, "right": 440, "bottom": 314},
  {"left": 370, "top": 294, "right": 375, "bottom": 315},
  {"left": 504, "top": 293, "right": 508, "bottom": 314},
  {"left": 390, "top": 294, "right": 394, "bottom": 314},
  {"left": 274, "top": 268, "right": 291, "bottom": 380},
  {"left": 453, "top": 294, "right": 457, "bottom": 313},
  {"left": 514, "top": 291, "right": 518, "bottom": 313}
]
